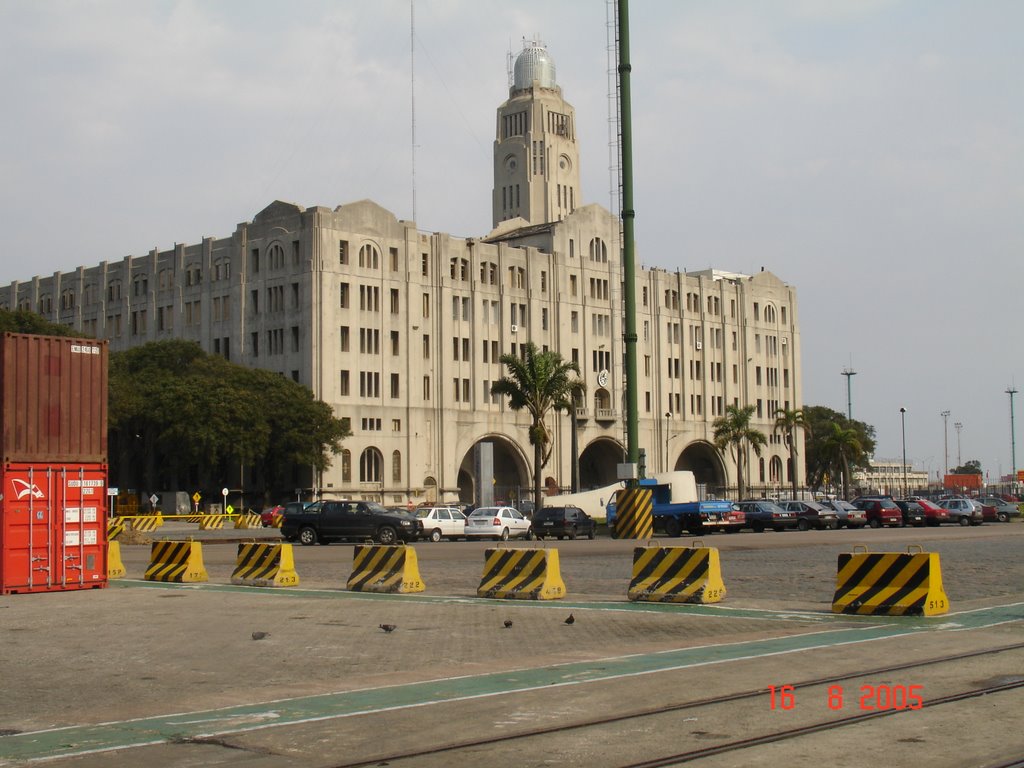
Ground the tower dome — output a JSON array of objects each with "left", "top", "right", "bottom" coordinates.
[{"left": 513, "top": 39, "right": 556, "bottom": 90}]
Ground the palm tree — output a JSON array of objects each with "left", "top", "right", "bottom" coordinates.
[
  {"left": 713, "top": 404, "right": 767, "bottom": 500},
  {"left": 491, "top": 342, "right": 584, "bottom": 513},
  {"left": 819, "top": 422, "right": 864, "bottom": 500},
  {"left": 773, "top": 407, "right": 809, "bottom": 499}
]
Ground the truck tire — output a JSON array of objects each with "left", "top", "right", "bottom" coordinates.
[{"left": 664, "top": 518, "right": 682, "bottom": 538}]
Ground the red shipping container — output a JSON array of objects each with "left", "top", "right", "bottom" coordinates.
[
  {"left": 0, "top": 463, "right": 108, "bottom": 594},
  {"left": 0, "top": 333, "right": 108, "bottom": 463}
]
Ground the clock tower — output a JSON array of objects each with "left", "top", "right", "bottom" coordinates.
[{"left": 492, "top": 40, "right": 581, "bottom": 229}]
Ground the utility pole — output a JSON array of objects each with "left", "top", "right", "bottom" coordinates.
[
  {"left": 841, "top": 367, "right": 857, "bottom": 421},
  {"left": 1008, "top": 386, "right": 1018, "bottom": 490},
  {"left": 954, "top": 422, "right": 963, "bottom": 468},
  {"left": 941, "top": 410, "right": 950, "bottom": 480}
]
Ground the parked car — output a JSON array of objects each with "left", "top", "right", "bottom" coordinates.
[
  {"left": 905, "top": 497, "right": 951, "bottom": 526},
  {"left": 851, "top": 497, "right": 903, "bottom": 528},
  {"left": 937, "top": 497, "right": 984, "bottom": 526},
  {"left": 260, "top": 505, "right": 285, "bottom": 527},
  {"left": 281, "top": 500, "right": 422, "bottom": 545},
  {"left": 736, "top": 500, "right": 799, "bottom": 532},
  {"left": 531, "top": 505, "right": 596, "bottom": 540},
  {"left": 819, "top": 499, "right": 867, "bottom": 528},
  {"left": 720, "top": 504, "right": 746, "bottom": 533},
  {"left": 464, "top": 506, "right": 533, "bottom": 540},
  {"left": 894, "top": 500, "right": 926, "bottom": 527},
  {"left": 975, "top": 496, "right": 1021, "bottom": 523},
  {"left": 415, "top": 506, "right": 468, "bottom": 541},
  {"left": 777, "top": 500, "right": 839, "bottom": 531}
]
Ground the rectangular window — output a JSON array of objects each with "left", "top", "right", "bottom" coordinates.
[
  {"left": 390, "top": 373, "right": 400, "bottom": 399},
  {"left": 340, "top": 282, "right": 350, "bottom": 308},
  {"left": 391, "top": 330, "right": 399, "bottom": 356},
  {"left": 340, "top": 370, "right": 350, "bottom": 396},
  {"left": 423, "top": 334, "right": 430, "bottom": 359},
  {"left": 339, "top": 240, "right": 349, "bottom": 265},
  {"left": 390, "top": 288, "right": 400, "bottom": 314},
  {"left": 423, "top": 375, "right": 431, "bottom": 401},
  {"left": 340, "top": 326, "right": 349, "bottom": 352},
  {"left": 390, "top": 247, "right": 399, "bottom": 272}
]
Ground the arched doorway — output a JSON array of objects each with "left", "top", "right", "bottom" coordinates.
[
  {"left": 457, "top": 436, "right": 530, "bottom": 506},
  {"left": 577, "top": 437, "right": 623, "bottom": 490},
  {"left": 677, "top": 441, "right": 726, "bottom": 492}
]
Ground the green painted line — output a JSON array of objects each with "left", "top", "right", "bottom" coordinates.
[{"left": 2, "top": 602, "right": 1020, "bottom": 763}]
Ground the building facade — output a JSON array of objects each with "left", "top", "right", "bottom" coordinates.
[{"left": 0, "top": 41, "right": 804, "bottom": 506}]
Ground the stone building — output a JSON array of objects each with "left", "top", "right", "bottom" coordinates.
[{"left": 0, "top": 41, "right": 804, "bottom": 505}]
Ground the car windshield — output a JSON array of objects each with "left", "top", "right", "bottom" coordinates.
[
  {"left": 415, "top": 509, "right": 432, "bottom": 518},
  {"left": 879, "top": 499, "right": 899, "bottom": 510},
  {"left": 833, "top": 501, "right": 856, "bottom": 511},
  {"left": 363, "top": 502, "right": 389, "bottom": 514}
]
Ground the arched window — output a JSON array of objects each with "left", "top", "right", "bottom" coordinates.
[
  {"left": 360, "top": 447, "right": 383, "bottom": 482},
  {"left": 770, "top": 456, "right": 784, "bottom": 483},
  {"left": 341, "top": 449, "right": 351, "bottom": 483},
  {"left": 589, "top": 237, "right": 608, "bottom": 263},
  {"left": 765, "top": 304, "right": 777, "bottom": 324},
  {"left": 392, "top": 450, "right": 402, "bottom": 483},
  {"left": 359, "top": 244, "right": 380, "bottom": 270},
  {"left": 759, "top": 457, "right": 766, "bottom": 482}
]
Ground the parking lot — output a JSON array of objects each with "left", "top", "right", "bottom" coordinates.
[{"left": 1, "top": 522, "right": 1022, "bottom": 767}]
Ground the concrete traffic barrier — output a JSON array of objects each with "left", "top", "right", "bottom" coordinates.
[
  {"left": 107, "top": 518, "right": 126, "bottom": 541},
  {"left": 233, "top": 512, "right": 262, "bottom": 529},
  {"left": 231, "top": 543, "right": 299, "bottom": 587},
  {"left": 346, "top": 544, "right": 425, "bottom": 593},
  {"left": 199, "top": 515, "right": 226, "bottom": 530},
  {"left": 143, "top": 540, "right": 209, "bottom": 583},
  {"left": 832, "top": 545, "right": 949, "bottom": 616},
  {"left": 477, "top": 547, "right": 566, "bottom": 600},
  {"left": 107, "top": 540, "right": 126, "bottom": 579},
  {"left": 131, "top": 514, "right": 163, "bottom": 532},
  {"left": 627, "top": 544, "right": 726, "bottom": 603},
  {"left": 610, "top": 487, "right": 654, "bottom": 540}
]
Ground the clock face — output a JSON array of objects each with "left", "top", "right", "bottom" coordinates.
[{"left": 597, "top": 369, "right": 609, "bottom": 387}]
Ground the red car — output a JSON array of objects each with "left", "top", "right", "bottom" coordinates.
[
  {"left": 851, "top": 497, "right": 903, "bottom": 528},
  {"left": 260, "top": 505, "right": 285, "bottom": 527},
  {"left": 907, "top": 497, "right": 951, "bottom": 526}
]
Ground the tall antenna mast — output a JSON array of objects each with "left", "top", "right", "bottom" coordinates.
[{"left": 410, "top": 0, "right": 417, "bottom": 223}]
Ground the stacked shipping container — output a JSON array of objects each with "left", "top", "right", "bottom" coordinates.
[{"left": 0, "top": 333, "right": 109, "bottom": 594}]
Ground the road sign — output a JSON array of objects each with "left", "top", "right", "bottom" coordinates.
[
  {"left": 108, "top": 487, "right": 119, "bottom": 497},
  {"left": 149, "top": 494, "right": 159, "bottom": 505},
  {"left": 226, "top": 505, "right": 235, "bottom": 515},
  {"left": 192, "top": 492, "right": 202, "bottom": 503}
]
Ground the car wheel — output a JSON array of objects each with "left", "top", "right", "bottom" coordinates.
[
  {"left": 869, "top": 519, "right": 880, "bottom": 529},
  {"left": 829, "top": 520, "right": 839, "bottom": 530},
  {"left": 998, "top": 512, "right": 1010, "bottom": 523},
  {"left": 298, "top": 526, "right": 318, "bottom": 546},
  {"left": 526, "top": 528, "right": 536, "bottom": 541},
  {"left": 428, "top": 528, "right": 442, "bottom": 542},
  {"left": 797, "top": 518, "right": 810, "bottom": 532},
  {"left": 664, "top": 518, "right": 682, "bottom": 538},
  {"left": 587, "top": 528, "right": 596, "bottom": 540},
  {"left": 377, "top": 526, "right": 398, "bottom": 545},
  {"left": 958, "top": 516, "right": 970, "bottom": 527},
  {"left": 499, "top": 527, "right": 510, "bottom": 541}
]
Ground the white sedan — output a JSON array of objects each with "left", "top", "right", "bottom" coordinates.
[
  {"left": 415, "top": 506, "right": 468, "bottom": 541},
  {"left": 464, "top": 506, "right": 533, "bottom": 540}
]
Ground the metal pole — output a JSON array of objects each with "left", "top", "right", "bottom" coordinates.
[
  {"left": 955, "top": 422, "right": 963, "bottom": 467},
  {"left": 900, "top": 407, "right": 907, "bottom": 497},
  {"left": 841, "top": 367, "right": 856, "bottom": 421},
  {"left": 941, "top": 410, "right": 950, "bottom": 478},
  {"left": 570, "top": 408, "right": 579, "bottom": 493},
  {"left": 617, "top": 0, "right": 640, "bottom": 469},
  {"left": 664, "top": 412, "right": 671, "bottom": 473},
  {"left": 1008, "top": 387, "right": 1018, "bottom": 490}
]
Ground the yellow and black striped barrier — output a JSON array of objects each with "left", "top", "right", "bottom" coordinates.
[
  {"left": 832, "top": 546, "right": 949, "bottom": 616},
  {"left": 143, "top": 540, "right": 209, "bottom": 583},
  {"left": 346, "top": 544, "right": 425, "bottom": 593},
  {"left": 233, "top": 512, "right": 262, "bottom": 529},
  {"left": 269, "top": 512, "right": 284, "bottom": 529},
  {"left": 477, "top": 547, "right": 566, "bottom": 600},
  {"left": 107, "top": 518, "right": 126, "bottom": 541},
  {"left": 610, "top": 487, "right": 653, "bottom": 540},
  {"left": 107, "top": 540, "right": 126, "bottom": 579},
  {"left": 184, "top": 514, "right": 203, "bottom": 523},
  {"left": 131, "top": 514, "right": 164, "bottom": 532},
  {"left": 199, "top": 515, "right": 226, "bottom": 530},
  {"left": 231, "top": 543, "right": 299, "bottom": 587},
  {"left": 627, "top": 544, "right": 726, "bottom": 603}
]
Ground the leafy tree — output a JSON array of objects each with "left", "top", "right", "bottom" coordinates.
[
  {"left": 0, "top": 308, "right": 81, "bottom": 336},
  {"left": 817, "top": 422, "right": 865, "bottom": 500},
  {"left": 803, "top": 405, "right": 876, "bottom": 492},
  {"left": 108, "top": 340, "right": 349, "bottom": 503},
  {"left": 950, "top": 460, "right": 982, "bottom": 475},
  {"left": 713, "top": 404, "right": 767, "bottom": 499},
  {"left": 773, "top": 407, "right": 808, "bottom": 499},
  {"left": 491, "top": 342, "right": 583, "bottom": 513}
]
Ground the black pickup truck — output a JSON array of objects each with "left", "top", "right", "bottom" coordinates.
[{"left": 281, "top": 500, "right": 422, "bottom": 545}]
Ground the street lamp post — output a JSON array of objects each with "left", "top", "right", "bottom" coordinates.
[
  {"left": 900, "top": 407, "right": 908, "bottom": 497},
  {"left": 664, "top": 412, "right": 672, "bottom": 474},
  {"left": 941, "top": 410, "right": 950, "bottom": 479},
  {"left": 841, "top": 367, "right": 857, "bottom": 421},
  {"left": 1008, "top": 387, "right": 1018, "bottom": 492},
  {"left": 570, "top": 407, "right": 580, "bottom": 494},
  {"left": 954, "top": 422, "right": 963, "bottom": 468}
]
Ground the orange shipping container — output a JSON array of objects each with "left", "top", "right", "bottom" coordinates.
[
  {"left": 0, "top": 333, "right": 108, "bottom": 463},
  {"left": 943, "top": 473, "right": 983, "bottom": 491},
  {"left": 0, "top": 463, "right": 108, "bottom": 594}
]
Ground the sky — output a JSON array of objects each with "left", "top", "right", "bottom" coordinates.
[{"left": 1, "top": 1, "right": 1021, "bottom": 484}]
